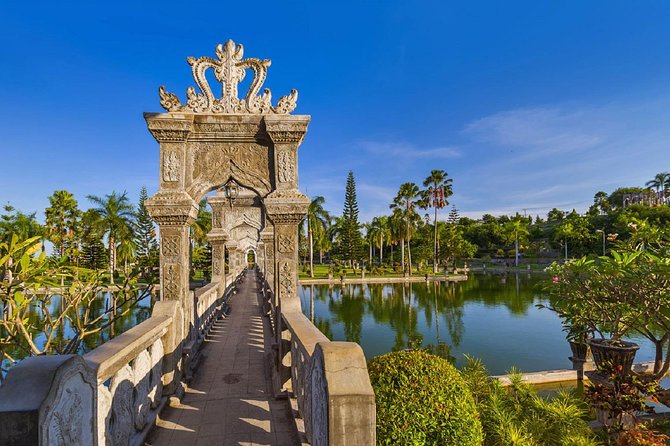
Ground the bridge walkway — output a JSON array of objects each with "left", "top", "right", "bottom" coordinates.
[{"left": 146, "top": 269, "right": 300, "bottom": 446}]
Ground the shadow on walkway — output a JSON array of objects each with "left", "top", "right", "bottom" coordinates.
[{"left": 146, "top": 269, "right": 300, "bottom": 446}]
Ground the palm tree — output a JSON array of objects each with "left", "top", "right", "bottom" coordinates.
[
  {"left": 390, "top": 183, "right": 421, "bottom": 276},
  {"left": 421, "top": 170, "right": 453, "bottom": 273},
  {"left": 87, "top": 192, "right": 135, "bottom": 283},
  {"left": 504, "top": 217, "right": 529, "bottom": 266},
  {"left": 369, "top": 216, "right": 390, "bottom": 265},
  {"left": 44, "top": 190, "right": 79, "bottom": 258},
  {"left": 307, "top": 196, "right": 330, "bottom": 278},
  {"left": 645, "top": 172, "right": 670, "bottom": 194}
]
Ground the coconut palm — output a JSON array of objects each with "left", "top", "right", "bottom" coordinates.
[
  {"left": 421, "top": 170, "right": 453, "bottom": 273},
  {"left": 390, "top": 183, "right": 421, "bottom": 276},
  {"left": 646, "top": 172, "right": 670, "bottom": 194},
  {"left": 44, "top": 190, "right": 79, "bottom": 259},
  {"left": 87, "top": 192, "right": 135, "bottom": 283},
  {"left": 307, "top": 196, "right": 330, "bottom": 277}
]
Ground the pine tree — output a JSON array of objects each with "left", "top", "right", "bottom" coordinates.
[
  {"left": 340, "top": 171, "right": 362, "bottom": 266},
  {"left": 135, "top": 186, "right": 159, "bottom": 273},
  {"left": 448, "top": 205, "right": 460, "bottom": 225}
]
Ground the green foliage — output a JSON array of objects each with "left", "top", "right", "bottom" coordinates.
[
  {"left": 135, "top": 186, "right": 158, "bottom": 275},
  {"left": 44, "top": 190, "right": 79, "bottom": 258},
  {"left": 340, "top": 171, "right": 363, "bottom": 264},
  {"left": 461, "top": 357, "right": 597, "bottom": 446},
  {"left": 368, "top": 350, "right": 483, "bottom": 445}
]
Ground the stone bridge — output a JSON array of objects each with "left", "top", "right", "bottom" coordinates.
[{"left": 0, "top": 41, "right": 375, "bottom": 445}]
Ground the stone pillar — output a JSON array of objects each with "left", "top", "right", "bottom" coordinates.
[
  {"left": 207, "top": 231, "right": 228, "bottom": 296},
  {"left": 225, "top": 241, "right": 239, "bottom": 276}
]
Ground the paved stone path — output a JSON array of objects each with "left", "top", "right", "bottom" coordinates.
[{"left": 146, "top": 270, "right": 300, "bottom": 446}]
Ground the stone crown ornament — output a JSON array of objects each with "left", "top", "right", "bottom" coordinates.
[{"left": 159, "top": 40, "right": 298, "bottom": 115}]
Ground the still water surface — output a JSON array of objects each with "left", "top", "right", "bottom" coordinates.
[{"left": 299, "top": 272, "right": 657, "bottom": 375}]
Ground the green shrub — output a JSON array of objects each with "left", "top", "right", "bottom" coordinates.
[
  {"left": 461, "top": 357, "right": 598, "bottom": 446},
  {"left": 368, "top": 350, "right": 484, "bottom": 445}
]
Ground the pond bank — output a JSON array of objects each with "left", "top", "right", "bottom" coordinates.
[
  {"left": 299, "top": 274, "right": 468, "bottom": 285},
  {"left": 493, "top": 360, "right": 666, "bottom": 386}
]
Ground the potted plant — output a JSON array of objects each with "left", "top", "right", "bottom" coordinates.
[
  {"left": 543, "top": 253, "right": 647, "bottom": 374},
  {"left": 585, "top": 361, "right": 661, "bottom": 442}
]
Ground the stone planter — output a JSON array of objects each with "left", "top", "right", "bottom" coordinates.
[
  {"left": 569, "top": 341, "right": 590, "bottom": 362},
  {"left": 587, "top": 338, "right": 639, "bottom": 374}
]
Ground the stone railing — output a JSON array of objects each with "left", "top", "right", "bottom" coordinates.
[
  {"left": 0, "top": 272, "right": 243, "bottom": 445},
  {"left": 281, "top": 310, "right": 376, "bottom": 445}
]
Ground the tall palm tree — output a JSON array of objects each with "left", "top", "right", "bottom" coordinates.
[
  {"left": 87, "top": 192, "right": 135, "bottom": 283},
  {"left": 45, "top": 190, "right": 79, "bottom": 258},
  {"left": 421, "top": 170, "right": 453, "bottom": 273},
  {"left": 390, "top": 183, "right": 421, "bottom": 276},
  {"left": 307, "top": 196, "right": 330, "bottom": 277},
  {"left": 388, "top": 211, "right": 404, "bottom": 271}
]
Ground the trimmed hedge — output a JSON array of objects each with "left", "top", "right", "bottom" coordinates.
[{"left": 368, "top": 350, "right": 483, "bottom": 445}]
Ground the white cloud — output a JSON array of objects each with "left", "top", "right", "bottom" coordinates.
[
  {"left": 358, "top": 140, "right": 462, "bottom": 159},
  {"left": 464, "top": 106, "right": 606, "bottom": 155}
]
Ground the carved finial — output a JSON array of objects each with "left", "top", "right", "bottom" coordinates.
[{"left": 158, "top": 40, "right": 298, "bottom": 115}]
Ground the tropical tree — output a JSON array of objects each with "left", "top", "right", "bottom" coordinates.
[
  {"left": 421, "top": 170, "right": 453, "bottom": 273},
  {"left": 190, "top": 199, "right": 212, "bottom": 279},
  {"left": 503, "top": 216, "right": 530, "bottom": 266},
  {"left": 44, "top": 190, "right": 79, "bottom": 259},
  {"left": 86, "top": 192, "right": 135, "bottom": 283},
  {"left": 306, "top": 196, "right": 330, "bottom": 277},
  {"left": 0, "top": 205, "right": 44, "bottom": 246},
  {"left": 645, "top": 171, "right": 670, "bottom": 194},
  {"left": 369, "top": 216, "right": 390, "bottom": 265},
  {"left": 390, "top": 182, "right": 421, "bottom": 275}
]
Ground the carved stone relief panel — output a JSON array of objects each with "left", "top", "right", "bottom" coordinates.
[
  {"left": 277, "top": 149, "right": 296, "bottom": 183},
  {"left": 41, "top": 358, "right": 96, "bottom": 446},
  {"left": 163, "top": 150, "right": 181, "bottom": 183},
  {"left": 161, "top": 235, "right": 181, "bottom": 260},
  {"left": 188, "top": 142, "right": 271, "bottom": 198},
  {"left": 163, "top": 264, "right": 181, "bottom": 300},
  {"left": 109, "top": 365, "right": 134, "bottom": 446},
  {"left": 278, "top": 233, "right": 295, "bottom": 253},
  {"left": 279, "top": 262, "right": 294, "bottom": 298}
]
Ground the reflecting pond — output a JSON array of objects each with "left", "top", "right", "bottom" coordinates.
[{"left": 299, "top": 273, "right": 658, "bottom": 375}]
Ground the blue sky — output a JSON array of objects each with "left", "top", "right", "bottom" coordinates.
[{"left": 2, "top": 1, "right": 670, "bottom": 223}]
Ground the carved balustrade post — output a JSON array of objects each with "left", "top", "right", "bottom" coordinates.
[
  {"left": 225, "top": 241, "right": 239, "bottom": 276},
  {"left": 207, "top": 231, "right": 228, "bottom": 296},
  {"left": 260, "top": 227, "right": 275, "bottom": 295}
]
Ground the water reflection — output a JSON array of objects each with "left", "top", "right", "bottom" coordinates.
[{"left": 300, "top": 273, "right": 658, "bottom": 375}]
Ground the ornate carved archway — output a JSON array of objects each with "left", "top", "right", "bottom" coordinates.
[{"left": 144, "top": 41, "right": 310, "bottom": 360}]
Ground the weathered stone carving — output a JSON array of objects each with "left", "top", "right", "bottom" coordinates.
[
  {"left": 148, "top": 339, "right": 164, "bottom": 409},
  {"left": 213, "top": 258, "right": 221, "bottom": 275},
  {"left": 162, "top": 235, "right": 180, "bottom": 258},
  {"left": 279, "top": 262, "right": 294, "bottom": 297},
  {"left": 278, "top": 233, "right": 295, "bottom": 253},
  {"left": 164, "top": 264, "right": 180, "bottom": 298},
  {"left": 50, "top": 388, "right": 84, "bottom": 445},
  {"left": 109, "top": 365, "right": 134, "bottom": 445},
  {"left": 310, "top": 352, "right": 328, "bottom": 446},
  {"left": 163, "top": 150, "right": 180, "bottom": 182},
  {"left": 190, "top": 142, "right": 271, "bottom": 197},
  {"left": 159, "top": 40, "right": 298, "bottom": 115},
  {"left": 132, "top": 349, "right": 152, "bottom": 430},
  {"left": 278, "top": 150, "right": 296, "bottom": 183}
]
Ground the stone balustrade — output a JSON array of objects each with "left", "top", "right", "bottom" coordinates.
[
  {"left": 281, "top": 310, "right": 376, "bottom": 445},
  {"left": 0, "top": 272, "right": 242, "bottom": 445}
]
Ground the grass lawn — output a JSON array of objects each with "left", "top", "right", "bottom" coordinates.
[{"left": 297, "top": 264, "right": 458, "bottom": 280}]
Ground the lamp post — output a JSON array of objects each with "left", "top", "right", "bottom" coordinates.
[{"left": 595, "top": 229, "right": 606, "bottom": 256}]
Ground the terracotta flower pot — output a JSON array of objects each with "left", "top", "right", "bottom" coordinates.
[{"left": 587, "top": 338, "right": 639, "bottom": 374}]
